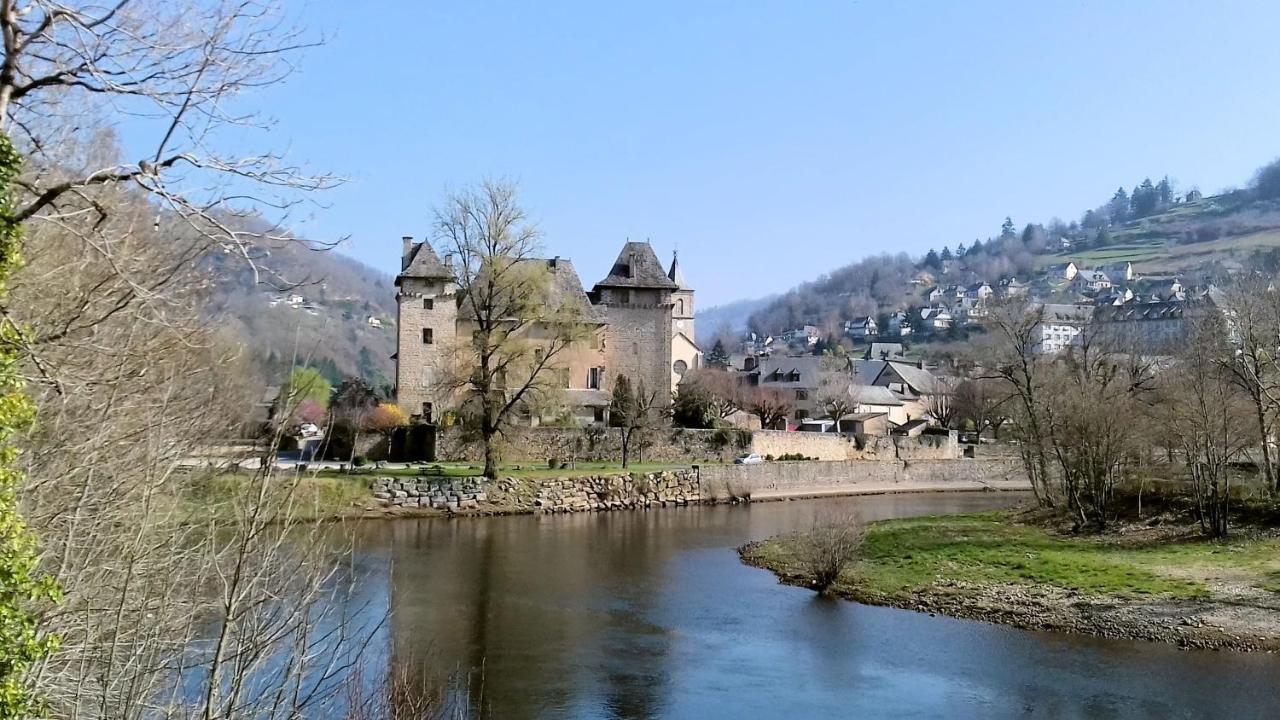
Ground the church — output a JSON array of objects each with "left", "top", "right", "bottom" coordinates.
[{"left": 394, "top": 238, "right": 701, "bottom": 424}]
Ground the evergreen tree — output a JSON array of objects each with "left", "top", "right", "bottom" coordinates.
[
  {"left": 1000, "top": 216, "right": 1016, "bottom": 239},
  {"left": 706, "top": 339, "right": 730, "bottom": 366},
  {"left": 1109, "top": 187, "right": 1130, "bottom": 224},
  {"left": 939, "top": 246, "right": 954, "bottom": 262},
  {"left": 1094, "top": 226, "right": 1112, "bottom": 248},
  {"left": 608, "top": 376, "right": 634, "bottom": 429},
  {"left": 956, "top": 242, "right": 967, "bottom": 257},
  {"left": 923, "top": 249, "right": 941, "bottom": 268},
  {"left": 969, "top": 239, "right": 984, "bottom": 255},
  {"left": 1157, "top": 175, "right": 1173, "bottom": 206}
]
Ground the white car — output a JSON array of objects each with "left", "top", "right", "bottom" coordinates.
[{"left": 734, "top": 453, "right": 764, "bottom": 465}]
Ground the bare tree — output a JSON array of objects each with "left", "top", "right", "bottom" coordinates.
[
  {"left": 815, "top": 371, "right": 854, "bottom": 432},
  {"left": 1217, "top": 276, "right": 1280, "bottom": 491},
  {"left": 1163, "top": 313, "right": 1256, "bottom": 536},
  {"left": 0, "top": 0, "right": 338, "bottom": 261},
  {"left": 797, "top": 513, "right": 864, "bottom": 594},
  {"left": 979, "top": 300, "right": 1055, "bottom": 506},
  {"left": 432, "top": 180, "right": 590, "bottom": 478},
  {"left": 952, "top": 377, "right": 1010, "bottom": 439},
  {"left": 747, "top": 387, "right": 791, "bottom": 430}
]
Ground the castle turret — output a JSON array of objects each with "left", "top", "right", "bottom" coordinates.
[
  {"left": 667, "top": 250, "right": 701, "bottom": 389},
  {"left": 592, "top": 241, "right": 678, "bottom": 402},
  {"left": 394, "top": 237, "right": 456, "bottom": 422}
]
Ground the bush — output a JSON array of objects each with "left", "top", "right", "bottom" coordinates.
[
  {"left": 798, "top": 514, "right": 865, "bottom": 594},
  {"left": 352, "top": 455, "right": 367, "bottom": 467},
  {"left": 764, "top": 454, "right": 775, "bottom": 462}
]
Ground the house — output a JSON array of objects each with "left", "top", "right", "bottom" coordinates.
[
  {"left": 1101, "top": 261, "right": 1135, "bottom": 283},
  {"left": 1034, "top": 303, "right": 1093, "bottom": 354},
  {"left": 864, "top": 342, "right": 905, "bottom": 361},
  {"left": 912, "top": 270, "right": 936, "bottom": 286},
  {"left": 973, "top": 282, "right": 994, "bottom": 301},
  {"left": 366, "top": 316, "right": 384, "bottom": 328},
  {"left": 870, "top": 360, "right": 949, "bottom": 423},
  {"left": 918, "top": 306, "right": 953, "bottom": 331},
  {"left": 1059, "top": 236, "right": 1075, "bottom": 250},
  {"left": 780, "top": 326, "right": 821, "bottom": 347},
  {"left": 843, "top": 412, "right": 891, "bottom": 436},
  {"left": 1047, "top": 262, "right": 1079, "bottom": 281},
  {"left": 926, "top": 286, "right": 945, "bottom": 304},
  {"left": 847, "top": 384, "right": 908, "bottom": 426},
  {"left": 743, "top": 355, "right": 831, "bottom": 424},
  {"left": 1074, "top": 269, "right": 1113, "bottom": 292},
  {"left": 887, "top": 310, "right": 913, "bottom": 336},
  {"left": 1092, "top": 299, "right": 1198, "bottom": 353},
  {"left": 845, "top": 316, "right": 878, "bottom": 340},
  {"left": 999, "top": 277, "right": 1030, "bottom": 298}
]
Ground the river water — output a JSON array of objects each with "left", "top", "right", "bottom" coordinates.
[{"left": 343, "top": 493, "right": 1280, "bottom": 719}]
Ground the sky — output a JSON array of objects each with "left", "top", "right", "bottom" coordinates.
[{"left": 195, "top": 0, "right": 1280, "bottom": 307}]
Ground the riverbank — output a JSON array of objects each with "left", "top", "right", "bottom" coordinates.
[{"left": 740, "top": 510, "right": 1280, "bottom": 651}]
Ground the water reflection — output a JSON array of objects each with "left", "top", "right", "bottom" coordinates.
[{"left": 345, "top": 494, "right": 1280, "bottom": 719}]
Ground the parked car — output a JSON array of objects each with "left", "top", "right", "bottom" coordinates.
[{"left": 734, "top": 453, "right": 764, "bottom": 465}]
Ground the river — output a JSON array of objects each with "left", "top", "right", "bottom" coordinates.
[{"left": 342, "top": 492, "right": 1280, "bottom": 719}]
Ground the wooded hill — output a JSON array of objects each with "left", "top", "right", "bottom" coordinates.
[
  {"left": 747, "top": 157, "right": 1280, "bottom": 337},
  {"left": 205, "top": 236, "right": 398, "bottom": 390}
]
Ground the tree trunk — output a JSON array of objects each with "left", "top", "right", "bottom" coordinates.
[
  {"left": 620, "top": 427, "right": 630, "bottom": 468},
  {"left": 1254, "top": 402, "right": 1275, "bottom": 493},
  {"left": 482, "top": 415, "right": 499, "bottom": 478}
]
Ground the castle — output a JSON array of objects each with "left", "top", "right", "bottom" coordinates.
[{"left": 394, "top": 237, "right": 701, "bottom": 424}]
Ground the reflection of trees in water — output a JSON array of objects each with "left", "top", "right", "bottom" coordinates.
[{"left": 384, "top": 513, "right": 675, "bottom": 719}]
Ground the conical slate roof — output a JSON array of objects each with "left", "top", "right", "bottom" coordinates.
[
  {"left": 396, "top": 241, "right": 452, "bottom": 284},
  {"left": 667, "top": 250, "right": 691, "bottom": 290},
  {"left": 594, "top": 241, "right": 678, "bottom": 289}
]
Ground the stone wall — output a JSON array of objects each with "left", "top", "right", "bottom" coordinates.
[
  {"left": 699, "top": 458, "right": 1024, "bottom": 499},
  {"left": 367, "top": 459, "right": 1025, "bottom": 515},
  {"left": 369, "top": 469, "right": 701, "bottom": 513},
  {"left": 435, "top": 426, "right": 957, "bottom": 465},
  {"left": 436, "top": 426, "right": 744, "bottom": 464},
  {"left": 749, "top": 430, "right": 959, "bottom": 462}
]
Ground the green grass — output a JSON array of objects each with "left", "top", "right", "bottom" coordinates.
[
  {"left": 179, "top": 473, "right": 371, "bottom": 523},
  {"left": 750, "top": 511, "right": 1280, "bottom": 601}
]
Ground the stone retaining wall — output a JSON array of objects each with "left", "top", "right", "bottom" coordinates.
[
  {"left": 366, "top": 458, "right": 1024, "bottom": 515},
  {"left": 436, "top": 427, "right": 740, "bottom": 464},
  {"left": 699, "top": 458, "right": 1024, "bottom": 498}
]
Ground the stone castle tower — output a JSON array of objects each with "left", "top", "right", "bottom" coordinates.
[{"left": 394, "top": 236, "right": 456, "bottom": 422}]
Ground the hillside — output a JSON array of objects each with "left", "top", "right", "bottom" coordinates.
[
  {"left": 204, "top": 238, "right": 398, "bottom": 390},
  {"left": 748, "top": 159, "right": 1280, "bottom": 338},
  {"left": 695, "top": 295, "right": 776, "bottom": 345}
]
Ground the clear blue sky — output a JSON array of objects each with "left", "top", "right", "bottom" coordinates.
[{"left": 240, "top": 0, "right": 1280, "bottom": 306}]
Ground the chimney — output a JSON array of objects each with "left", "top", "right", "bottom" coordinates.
[
  {"left": 627, "top": 251, "right": 637, "bottom": 278},
  {"left": 551, "top": 255, "right": 560, "bottom": 269},
  {"left": 401, "top": 236, "right": 413, "bottom": 271}
]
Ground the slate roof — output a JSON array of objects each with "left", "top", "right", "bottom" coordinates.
[
  {"left": 595, "top": 241, "right": 679, "bottom": 289},
  {"left": 864, "top": 342, "right": 905, "bottom": 360},
  {"left": 667, "top": 250, "right": 691, "bottom": 290},
  {"left": 876, "top": 360, "right": 945, "bottom": 396},
  {"left": 397, "top": 241, "right": 452, "bottom": 283},
  {"left": 752, "top": 355, "right": 829, "bottom": 388},
  {"left": 1093, "top": 300, "right": 1185, "bottom": 323},
  {"left": 458, "top": 257, "right": 604, "bottom": 323},
  {"left": 847, "top": 384, "right": 904, "bottom": 406}
]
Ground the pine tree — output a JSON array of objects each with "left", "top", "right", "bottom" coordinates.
[
  {"left": 923, "top": 249, "right": 941, "bottom": 268},
  {"left": 939, "top": 246, "right": 954, "bottom": 262},
  {"left": 1157, "top": 176, "right": 1173, "bottom": 207},
  {"left": 956, "top": 242, "right": 967, "bottom": 257},
  {"left": 1000, "top": 216, "right": 1016, "bottom": 239},
  {"left": 707, "top": 339, "right": 730, "bottom": 366},
  {"left": 969, "top": 239, "right": 984, "bottom": 255}
]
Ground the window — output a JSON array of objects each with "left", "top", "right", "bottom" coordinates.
[
  {"left": 423, "top": 298, "right": 434, "bottom": 310},
  {"left": 422, "top": 328, "right": 433, "bottom": 344},
  {"left": 796, "top": 389, "right": 808, "bottom": 401},
  {"left": 422, "top": 402, "right": 433, "bottom": 423},
  {"left": 795, "top": 409, "right": 809, "bottom": 420},
  {"left": 618, "top": 289, "right": 631, "bottom": 304},
  {"left": 676, "top": 298, "right": 684, "bottom": 315},
  {"left": 588, "top": 367, "right": 602, "bottom": 389},
  {"left": 673, "top": 359, "right": 688, "bottom": 376},
  {"left": 593, "top": 407, "right": 605, "bottom": 423}
]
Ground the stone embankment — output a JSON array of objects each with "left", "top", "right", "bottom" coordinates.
[
  {"left": 369, "top": 469, "right": 702, "bottom": 515},
  {"left": 365, "top": 459, "right": 1029, "bottom": 517}
]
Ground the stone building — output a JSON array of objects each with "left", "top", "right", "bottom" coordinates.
[{"left": 394, "top": 237, "right": 701, "bottom": 424}]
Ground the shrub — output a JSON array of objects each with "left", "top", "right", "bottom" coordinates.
[
  {"left": 764, "top": 454, "right": 775, "bottom": 462},
  {"left": 798, "top": 514, "right": 865, "bottom": 594}
]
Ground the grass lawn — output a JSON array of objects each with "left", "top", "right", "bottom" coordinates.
[
  {"left": 748, "top": 511, "right": 1280, "bottom": 601},
  {"left": 179, "top": 473, "right": 372, "bottom": 523}
]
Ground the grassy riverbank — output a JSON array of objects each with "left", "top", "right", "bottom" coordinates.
[{"left": 741, "top": 510, "right": 1280, "bottom": 650}]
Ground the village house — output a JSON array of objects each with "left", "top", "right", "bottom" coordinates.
[
  {"left": 887, "top": 310, "right": 913, "bottom": 336},
  {"left": 1047, "top": 262, "right": 1079, "bottom": 281},
  {"left": 918, "top": 306, "right": 953, "bottom": 332},
  {"left": 741, "top": 355, "right": 829, "bottom": 425},
  {"left": 1034, "top": 303, "right": 1093, "bottom": 354},
  {"left": 870, "top": 360, "right": 949, "bottom": 423},
  {"left": 394, "top": 238, "right": 701, "bottom": 425},
  {"left": 779, "top": 325, "right": 821, "bottom": 348},
  {"left": 864, "top": 342, "right": 905, "bottom": 361},
  {"left": 1074, "top": 269, "right": 1113, "bottom": 292},
  {"left": 845, "top": 316, "right": 878, "bottom": 340}
]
